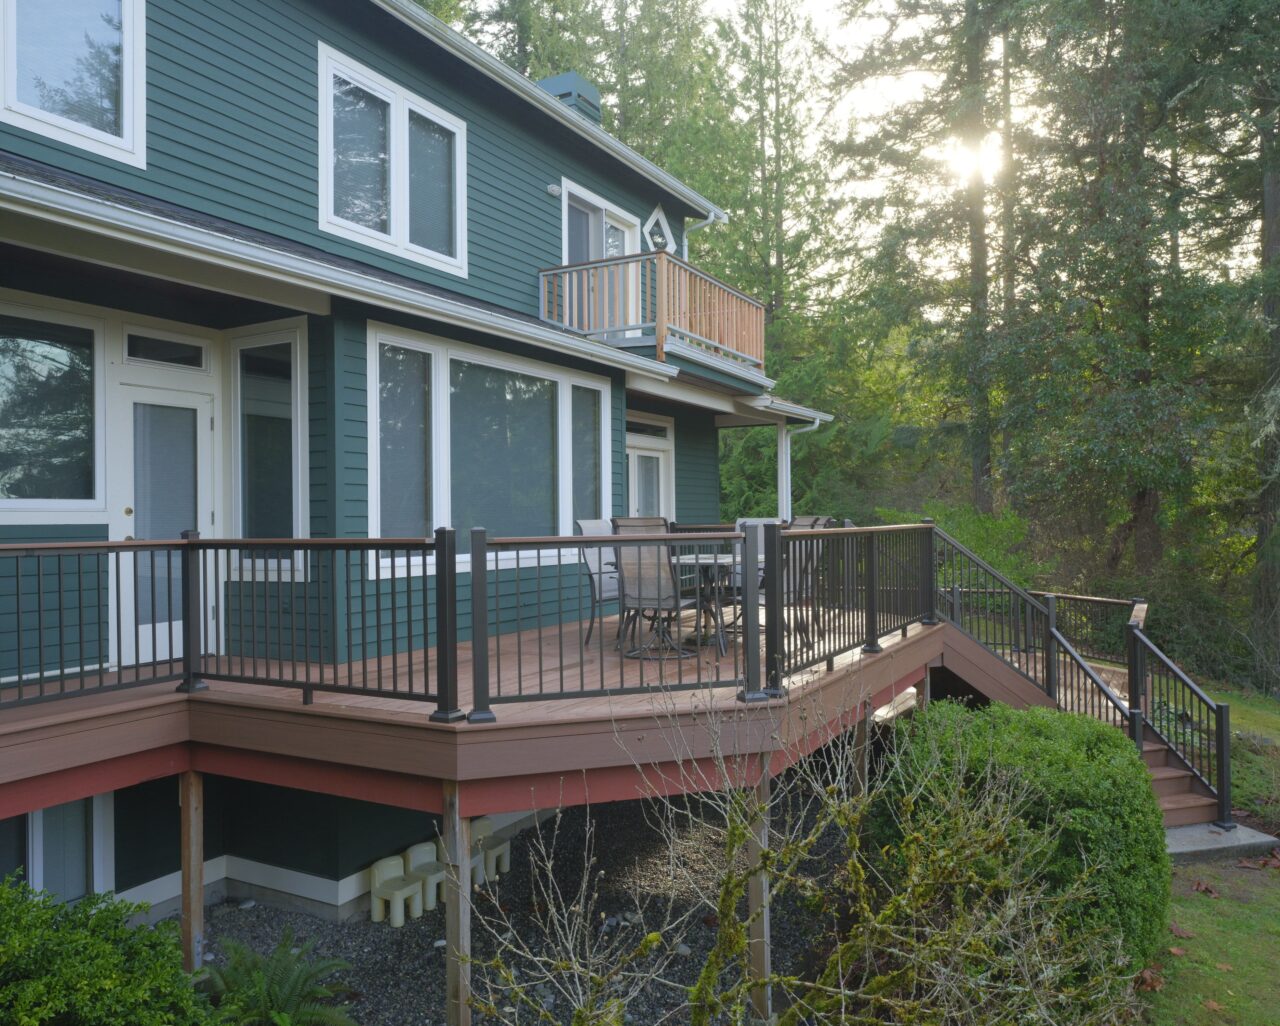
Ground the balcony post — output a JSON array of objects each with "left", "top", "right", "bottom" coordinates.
[
  {"left": 430, "top": 527, "right": 465, "bottom": 723},
  {"left": 1214, "top": 704, "right": 1236, "bottom": 830},
  {"left": 739, "top": 524, "right": 765, "bottom": 702},
  {"left": 1125, "top": 617, "right": 1145, "bottom": 718},
  {"left": 468, "top": 528, "right": 496, "bottom": 723},
  {"left": 920, "top": 520, "right": 938, "bottom": 626},
  {"left": 763, "top": 522, "right": 785, "bottom": 696},
  {"left": 176, "top": 530, "right": 206, "bottom": 693},
  {"left": 1044, "top": 594, "right": 1058, "bottom": 702},
  {"left": 862, "top": 532, "right": 881, "bottom": 654},
  {"left": 654, "top": 251, "right": 668, "bottom": 360}
]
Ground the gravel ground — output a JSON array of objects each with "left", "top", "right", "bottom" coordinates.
[{"left": 203, "top": 799, "right": 827, "bottom": 1025}]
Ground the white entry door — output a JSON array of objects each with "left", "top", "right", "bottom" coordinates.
[{"left": 108, "top": 385, "right": 216, "bottom": 667}]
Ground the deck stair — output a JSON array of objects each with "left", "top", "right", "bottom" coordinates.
[{"left": 933, "top": 529, "right": 1232, "bottom": 831}]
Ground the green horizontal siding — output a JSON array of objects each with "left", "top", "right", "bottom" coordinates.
[
  {"left": 626, "top": 396, "right": 721, "bottom": 524},
  {"left": 0, "top": 0, "right": 690, "bottom": 319}
]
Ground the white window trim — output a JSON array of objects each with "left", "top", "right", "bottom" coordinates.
[
  {"left": 25, "top": 793, "right": 113, "bottom": 898},
  {"left": 367, "top": 322, "right": 611, "bottom": 574},
  {"left": 626, "top": 411, "right": 677, "bottom": 521},
  {"left": 643, "top": 205, "right": 676, "bottom": 254},
  {"left": 318, "top": 42, "right": 467, "bottom": 278},
  {"left": 560, "top": 178, "right": 640, "bottom": 264},
  {"left": 122, "top": 323, "right": 211, "bottom": 374},
  {"left": 228, "top": 321, "right": 309, "bottom": 579},
  {"left": 0, "top": 0, "right": 146, "bottom": 167},
  {"left": 0, "top": 300, "right": 107, "bottom": 514}
]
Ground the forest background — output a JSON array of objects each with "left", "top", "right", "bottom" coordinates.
[{"left": 421, "top": 0, "right": 1280, "bottom": 694}]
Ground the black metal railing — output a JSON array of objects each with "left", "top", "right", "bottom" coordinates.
[
  {"left": 1031, "top": 591, "right": 1136, "bottom": 665},
  {"left": 1129, "top": 622, "right": 1231, "bottom": 825},
  {"left": 933, "top": 529, "right": 1051, "bottom": 693},
  {"left": 468, "top": 528, "right": 752, "bottom": 709},
  {"left": 1050, "top": 626, "right": 1128, "bottom": 729},
  {"left": 766, "top": 523, "right": 935, "bottom": 684}
]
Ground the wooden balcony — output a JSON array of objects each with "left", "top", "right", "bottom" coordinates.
[{"left": 538, "top": 252, "right": 766, "bottom": 372}]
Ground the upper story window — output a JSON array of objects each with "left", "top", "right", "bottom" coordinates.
[
  {"left": 0, "top": 0, "right": 147, "bottom": 167},
  {"left": 561, "top": 179, "right": 639, "bottom": 265},
  {"left": 318, "top": 44, "right": 467, "bottom": 278}
]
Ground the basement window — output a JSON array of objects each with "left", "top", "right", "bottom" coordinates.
[
  {"left": 0, "top": 0, "right": 147, "bottom": 167},
  {"left": 318, "top": 43, "right": 467, "bottom": 277}
]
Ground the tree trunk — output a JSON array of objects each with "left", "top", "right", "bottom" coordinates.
[
  {"left": 964, "top": 0, "right": 993, "bottom": 514},
  {"left": 1254, "top": 102, "right": 1280, "bottom": 694}
]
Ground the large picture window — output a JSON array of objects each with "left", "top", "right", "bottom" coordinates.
[
  {"left": 319, "top": 44, "right": 467, "bottom": 276},
  {"left": 0, "top": 314, "right": 97, "bottom": 504},
  {"left": 1, "top": 0, "right": 146, "bottom": 166},
  {"left": 368, "top": 326, "right": 609, "bottom": 561}
]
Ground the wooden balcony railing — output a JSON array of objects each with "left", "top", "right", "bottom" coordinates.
[{"left": 538, "top": 251, "right": 766, "bottom": 371}]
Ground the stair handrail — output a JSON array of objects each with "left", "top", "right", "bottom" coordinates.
[
  {"left": 1050, "top": 624, "right": 1129, "bottom": 726},
  {"left": 933, "top": 528, "right": 1049, "bottom": 615}
]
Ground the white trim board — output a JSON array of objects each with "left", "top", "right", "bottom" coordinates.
[
  {"left": 0, "top": 0, "right": 147, "bottom": 168},
  {"left": 317, "top": 42, "right": 468, "bottom": 278},
  {"left": 0, "top": 173, "right": 679, "bottom": 384},
  {"left": 114, "top": 855, "right": 369, "bottom": 910}
]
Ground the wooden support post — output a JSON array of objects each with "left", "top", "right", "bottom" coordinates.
[
  {"left": 746, "top": 772, "right": 772, "bottom": 1023},
  {"left": 441, "top": 781, "right": 473, "bottom": 1026},
  {"left": 179, "top": 770, "right": 204, "bottom": 972}
]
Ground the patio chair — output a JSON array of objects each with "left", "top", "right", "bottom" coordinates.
[
  {"left": 472, "top": 816, "right": 512, "bottom": 879},
  {"left": 611, "top": 516, "right": 699, "bottom": 658},
  {"left": 369, "top": 855, "right": 422, "bottom": 928},
  {"left": 403, "top": 841, "right": 447, "bottom": 911},
  {"left": 576, "top": 518, "right": 618, "bottom": 647},
  {"left": 788, "top": 515, "right": 835, "bottom": 530}
]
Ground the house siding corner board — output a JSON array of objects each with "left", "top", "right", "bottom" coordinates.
[{"left": 0, "top": 0, "right": 683, "bottom": 318}]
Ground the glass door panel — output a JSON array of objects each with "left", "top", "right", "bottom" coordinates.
[{"left": 134, "top": 404, "right": 197, "bottom": 628}]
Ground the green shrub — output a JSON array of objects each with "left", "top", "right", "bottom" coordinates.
[
  {"left": 201, "top": 930, "right": 356, "bottom": 1026},
  {"left": 871, "top": 701, "right": 1171, "bottom": 968},
  {"left": 0, "top": 877, "right": 215, "bottom": 1026}
]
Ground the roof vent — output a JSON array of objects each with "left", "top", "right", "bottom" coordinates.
[{"left": 537, "top": 72, "right": 602, "bottom": 125}]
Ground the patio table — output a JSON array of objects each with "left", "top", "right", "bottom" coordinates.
[{"left": 670, "top": 551, "right": 764, "bottom": 655}]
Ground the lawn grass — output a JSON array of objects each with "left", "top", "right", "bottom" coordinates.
[
  {"left": 1200, "top": 681, "right": 1280, "bottom": 833},
  {"left": 1143, "top": 858, "right": 1280, "bottom": 1025}
]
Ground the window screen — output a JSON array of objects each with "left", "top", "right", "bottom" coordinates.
[
  {"left": 16, "top": 0, "right": 124, "bottom": 136},
  {"left": 409, "top": 110, "right": 455, "bottom": 257},
  {"left": 332, "top": 75, "right": 390, "bottom": 234},
  {"left": 450, "top": 361, "right": 557, "bottom": 545},
  {"left": 571, "top": 386, "right": 602, "bottom": 522},
  {"left": 379, "top": 344, "right": 431, "bottom": 537},
  {"left": 0, "top": 315, "right": 95, "bottom": 501},
  {"left": 239, "top": 343, "right": 294, "bottom": 538}
]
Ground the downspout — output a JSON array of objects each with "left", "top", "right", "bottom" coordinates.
[
  {"left": 682, "top": 210, "right": 728, "bottom": 259},
  {"left": 776, "top": 417, "right": 823, "bottom": 521}
]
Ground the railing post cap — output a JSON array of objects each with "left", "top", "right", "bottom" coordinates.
[
  {"left": 921, "top": 517, "right": 935, "bottom": 525},
  {"left": 181, "top": 529, "right": 200, "bottom": 540}
]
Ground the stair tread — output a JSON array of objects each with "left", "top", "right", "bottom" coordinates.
[
  {"left": 1148, "top": 766, "right": 1193, "bottom": 780},
  {"left": 1142, "top": 741, "right": 1167, "bottom": 752},
  {"left": 1159, "top": 793, "right": 1217, "bottom": 809}
]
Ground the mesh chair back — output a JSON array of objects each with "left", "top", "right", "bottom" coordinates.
[
  {"left": 575, "top": 518, "right": 618, "bottom": 601},
  {"left": 611, "top": 517, "right": 680, "bottom": 612}
]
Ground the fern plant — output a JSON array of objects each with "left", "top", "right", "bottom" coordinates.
[{"left": 201, "top": 930, "right": 357, "bottom": 1026}]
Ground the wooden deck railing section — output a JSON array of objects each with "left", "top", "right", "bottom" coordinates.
[
  {"left": 538, "top": 251, "right": 766, "bottom": 370},
  {"left": 0, "top": 524, "right": 1233, "bottom": 825}
]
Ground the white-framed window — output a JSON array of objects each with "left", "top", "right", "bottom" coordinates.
[
  {"left": 626, "top": 412, "right": 676, "bottom": 520},
  {"left": 123, "top": 325, "right": 209, "bottom": 373},
  {"left": 229, "top": 324, "right": 308, "bottom": 543},
  {"left": 561, "top": 178, "right": 640, "bottom": 266},
  {"left": 24, "top": 793, "right": 113, "bottom": 902},
  {"left": 0, "top": 302, "right": 106, "bottom": 513},
  {"left": 0, "top": 0, "right": 147, "bottom": 167},
  {"left": 318, "top": 43, "right": 467, "bottom": 277},
  {"left": 367, "top": 323, "right": 611, "bottom": 570}
]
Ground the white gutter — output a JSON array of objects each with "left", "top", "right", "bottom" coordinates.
[
  {"left": 0, "top": 171, "right": 679, "bottom": 382},
  {"left": 777, "top": 416, "right": 824, "bottom": 521},
  {"left": 371, "top": 0, "right": 726, "bottom": 223},
  {"left": 680, "top": 209, "right": 727, "bottom": 260},
  {"left": 746, "top": 395, "right": 833, "bottom": 425}
]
